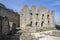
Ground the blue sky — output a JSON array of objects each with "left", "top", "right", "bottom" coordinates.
[{"left": 0, "top": 0, "right": 60, "bottom": 23}]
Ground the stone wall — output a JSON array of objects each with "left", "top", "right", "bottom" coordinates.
[
  {"left": 0, "top": 4, "right": 20, "bottom": 27},
  {"left": 20, "top": 5, "right": 55, "bottom": 31},
  {"left": 20, "top": 5, "right": 56, "bottom": 40}
]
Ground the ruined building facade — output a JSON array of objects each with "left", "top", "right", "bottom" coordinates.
[
  {"left": 20, "top": 5, "right": 55, "bottom": 31},
  {"left": 0, "top": 3, "right": 20, "bottom": 27}
]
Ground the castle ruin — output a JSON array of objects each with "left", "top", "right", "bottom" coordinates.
[{"left": 20, "top": 5, "right": 55, "bottom": 32}]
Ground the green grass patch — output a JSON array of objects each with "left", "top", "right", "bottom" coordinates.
[
  {"left": 26, "top": 23, "right": 32, "bottom": 27},
  {"left": 40, "top": 27, "right": 57, "bottom": 32}
]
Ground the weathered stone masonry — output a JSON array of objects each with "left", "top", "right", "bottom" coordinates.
[
  {"left": 0, "top": 3, "right": 20, "bottom": 27},
  {"left": 20, "top": 5, "right": 55, "bottom": 31},
  {"left": 20, "top": 5, "right": 56, "bottom": 40}
]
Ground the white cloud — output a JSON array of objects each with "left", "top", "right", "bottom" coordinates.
[{"left": 51, "top": 0, "right": 60, "bottom": 6}]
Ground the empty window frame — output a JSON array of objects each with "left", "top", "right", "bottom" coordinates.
[
  {"left": 48, "top": 20, "right": 49, "bottom": 25},
  {"left": 47, "top": 14, "right": 49, "bottom": 18},
  {"left": 42, "top": 14, "right": 44, "bottom": 16},
  {"left": 30, "top": 21, "right": 32, "bottom": 26},
  {"left": 36, "top": 22, "right": 38, "bottom": 26},
  {"left": 36, "top": 13, "right": 38, "bottom": 16},
  {"left": 31, "top": 21, "right": 32, "bottom": 25},
  {"left": 42, "top": 14, "right": 44, "bottom": 19},
  {"left": 30, "top": 13, "right": 33, "bottom": 16},
  {"left": 41, "top": 21, "right": 44, "bottom": 27}
]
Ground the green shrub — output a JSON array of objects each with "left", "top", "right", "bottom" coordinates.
[{"left": 26, "top": 23, "right": 32, "bottom": 27}]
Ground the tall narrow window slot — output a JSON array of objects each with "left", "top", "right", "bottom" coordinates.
[
  {"left": 47, "top": 14, "right": 49, "bottom": 18},
  {"left": 48, "top": 20, "right": 49, "bottom": 25},
  {"left": 41, "top": 21, "right": 44, "bottom": 27},
  {"left": 42, "top": 14, "right": 44, "bottom": 19},
  {"left": 30, "top": 21, "right": 32, "bottom": 26},
  {"left": 36, "top": 22, "right": 38, "bottom": 26}
]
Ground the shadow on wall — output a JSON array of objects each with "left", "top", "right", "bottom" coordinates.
[
  {"left": 0, "top": 22, "right": 22, "bottom": 40},
  {"left": 0, "top": 29, "right": 22, "bottom": 40},
  {"left": 56, "top": 25, "right": 60, "bottom": 30}
]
